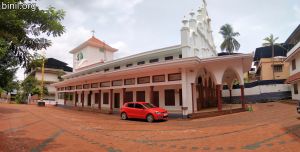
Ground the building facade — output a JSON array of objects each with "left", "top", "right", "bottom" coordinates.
[
  {"left": 256, "top": 57, "right": 290, "bottom": 80},
  {"left": 26, "top": 58, "right": 72, "bottom": 100},
  {"left": 253, "top": 45, "right": 292, "bottom": 81},
  {"left": 53, "top": 1, "right": 252, "bottom": 117},
  {"left": 285, "top": 25, "right": 300, "bottom": 100}
]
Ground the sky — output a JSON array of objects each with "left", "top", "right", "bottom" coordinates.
[{"left": 16, "top": 0, "right": 300, "bottom": 80}]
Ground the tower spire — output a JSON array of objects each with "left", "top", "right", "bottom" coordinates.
[
  {"left": 91, "top": 30, "right": 95, "bottom": 37},
  {"left": 202, "top": 0, "right": 207, "bottom": 7}
]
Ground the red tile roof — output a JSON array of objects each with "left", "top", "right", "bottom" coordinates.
[
  {"left": 70, "top": 36, "right": 118, "bottom": 53},
  {"left": 87, "top": 36, "right": 117, "bottom": 52},
  {"left": 285, "top": 72, "right": 300, "bottom": 84}
]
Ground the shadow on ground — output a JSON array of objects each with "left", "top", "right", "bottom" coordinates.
[
  {"left": 0, "top": 107, "right": 22, "bottom": 114},
  {"left": 0, "top": 129, "right": 63, "bottom": 152}
]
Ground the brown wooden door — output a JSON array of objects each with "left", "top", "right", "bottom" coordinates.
[
  {"left": 179, "top": 89, "right": 182, "bottom": 106},
  {"left": 165, "top": 89, "right": 175, "bottom": 106},
  {"left": 136, "top": 91, "right": 145, "bottom": 102},
  {"left": 153, "top": 91, "right": 159, "bottom": 107},
  {"left": 124, "top": 91, "right": 133, "bottom": 103},
  {"left": 95, "top": 93, "right": 100, "bottom": 104},
  {"left": 114, "top": 93, "right": 120, "bottom": 108},
  {"left": 75, "top": 93, "right": 78, "bottom": 104},
  {"left": 81, "top": 93, "right": 84, "bottom": 104}
]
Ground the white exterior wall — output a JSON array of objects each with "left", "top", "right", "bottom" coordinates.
[
  {"left": 35, "top": 72, "right": 59, "bottom": 82},
  {"left": 291, "top": 81, "right": 300, "bottom": 100},
  {"left": 287, "top": 41, "right": 300, "bottom": 100},
  {"left": 73, "top": 46, "right": 114, "bottom": 71},
  {"left": 222, "top": 84, "right": 291, "bottom": 97},
  {"left": 289, "top": 53, "right": 300, "bottom": 76}
]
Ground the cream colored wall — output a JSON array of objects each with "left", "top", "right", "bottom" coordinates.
[
  {"left": 259, "top": 58, "right": 289, "bottom": 80},
  {"left": 35, "top": 72, "right": 59, "bottom": 82}
]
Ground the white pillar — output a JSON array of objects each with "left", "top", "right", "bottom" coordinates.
[
  {"left": 181, "top": 68, "right": 193, "bottom": 117},
  {"left": 91, "top": 91, "right": 95, "bottom": 107}
]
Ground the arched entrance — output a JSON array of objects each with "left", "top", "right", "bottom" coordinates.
[
  {"left": 195, "top": 69, "right": 217, "bottom": 111},
  {"left": 221, "top": 68, "right": 245, "bottom": 110}
]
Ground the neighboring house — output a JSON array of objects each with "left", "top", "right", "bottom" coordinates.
[
  {"left": 244, "top": 68, "right": 256, "bottom": 83},
  {"left": 52, "top": 1, "right": 252, "bottom": 118},
  {"left": 285, "top": 25, "right": 300, "bottom": 100},
  {"left": 25, "top": 58, "right": 72, "bottom": 100},
  {"left": 253, "top": 44, "right": 293, "bottom": 80}
]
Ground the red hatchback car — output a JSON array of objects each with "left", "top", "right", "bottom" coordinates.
[{"left": 120, "top": 102, "right": 168, "bottom": 122}]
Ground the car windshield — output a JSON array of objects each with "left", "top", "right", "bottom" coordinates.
[{"left": 142, "top": 103, "right": 156, "bottom": 109}]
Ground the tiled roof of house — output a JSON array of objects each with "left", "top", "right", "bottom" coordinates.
[{"left": 285, "top": 72, "right": 300, "bottom": 84}]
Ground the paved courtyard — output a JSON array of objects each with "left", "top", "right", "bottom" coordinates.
[{"left": 0, "top": 102, "right": 299, "bottom": 152}]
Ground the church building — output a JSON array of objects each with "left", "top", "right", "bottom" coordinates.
[{"left": 52, "top": 1, "right": 252, "bottom": 118}]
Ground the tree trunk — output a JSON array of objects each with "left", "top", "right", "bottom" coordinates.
[{"left": 272, "top": 45, "right": 275, "bottom": 80}]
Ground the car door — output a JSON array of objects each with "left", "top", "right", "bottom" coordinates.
[
  {"left": 126, "top": 103, "right": 135, "bottom": 118},
  {"left": 134, "top": 103, "right": 147, "bottom": 119}
]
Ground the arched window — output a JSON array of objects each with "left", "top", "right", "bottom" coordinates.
[{"left": 77, "top": 52, "right": 83, "bottom": 61}]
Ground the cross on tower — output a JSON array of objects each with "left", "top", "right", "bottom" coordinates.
[{"left": 91, "top": 30, "right": 95, "bottom": 36}]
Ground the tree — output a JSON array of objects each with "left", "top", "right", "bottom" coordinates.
[
  {"left": 263, "top": 34, "right": 279, "bottom": 80},
  {"left": 21, "top": 76, "right": 39, "bottom": 96},
  {"left": 0, "top": 0, "right": 65, "bottom": 67},
  {"left": 0, "top": 0, "right": 65, "bottom": 93},
  {"left": 24, "top": 52, "right": 44, "bottom": 74},
  {"left": 219, "top": 24, "right": 240, "bottom": 54}
]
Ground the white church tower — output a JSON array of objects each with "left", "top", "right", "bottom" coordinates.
[
  {"left": 181, "top": 0, "right": 217, "bottom": 59},
  {"left": 69, "top": 36, "right": 118, "bottom": 72}
]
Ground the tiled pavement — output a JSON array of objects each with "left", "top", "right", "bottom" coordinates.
[{"left": 0, "top": 102, "right": 299, "bottom": 152}]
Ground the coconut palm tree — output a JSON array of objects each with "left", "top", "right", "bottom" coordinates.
[
  {"left": 262, "top": 34, "right": 279, "bottom": 80},
  {"left": 219, "top": 24, "right": 240, "bottom": 54}
]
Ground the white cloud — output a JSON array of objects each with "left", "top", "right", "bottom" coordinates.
[
  {"left": 112, "top": 41, "right": 139, "bottom": 58},
  {"left": 15, "top": 0, "right": 298, "bottom": 80},
  {"left": 293, "top": 5, "right": 300, "bottom": 19}
]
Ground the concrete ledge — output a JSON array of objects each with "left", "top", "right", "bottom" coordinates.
[
  {"left": 190, "top": 108, "right": 247, "bottom": 119},
  {"left": 56, "top": 105, "right": 113, "bottom": 114}
]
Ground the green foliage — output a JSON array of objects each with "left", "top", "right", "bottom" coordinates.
[
  {"left": 25, "top": 53, "right": 45, "bottom": 73},
  {"left": 219, "top": 24, "right": 240, "bottom": 54},
  {"left": 0, "top": 87, "right": 4, "bottom": 95},
  {"left": 21, "top": 76, "right": 38, "bottom": 96},
  {"left": 263, "top": 34, "right": 279, "bottom": 47},
  {"left": 0, "top": 0, "right": 65, "bottom": 67},
  {"left": 0, "top": 0, "right": 65, "bottom": 93},
  {"left": 31, "top": 86, "right": 48, "bottom": 97},
  {"left": 15, "top": 92, "right": 26, "bottom": 104}
]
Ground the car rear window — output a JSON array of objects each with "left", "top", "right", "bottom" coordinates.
[{"left": 127, "top": 103, "right": 134, "bottom": 108}]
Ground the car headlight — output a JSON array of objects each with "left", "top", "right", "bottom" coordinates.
[{"left": 155, "top": 111, "right": 161, "bottom": 114}]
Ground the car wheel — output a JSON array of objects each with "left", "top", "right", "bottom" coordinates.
[
  {"left": 121, "top": 112, "right": 127, "bottom": 120},
  {"left": 146, "top": 114, "right": 154, "bottom": 123}
]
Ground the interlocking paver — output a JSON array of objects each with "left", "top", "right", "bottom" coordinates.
[{"left": 0, "top": 102, "right": 299, "bottom": 152}]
